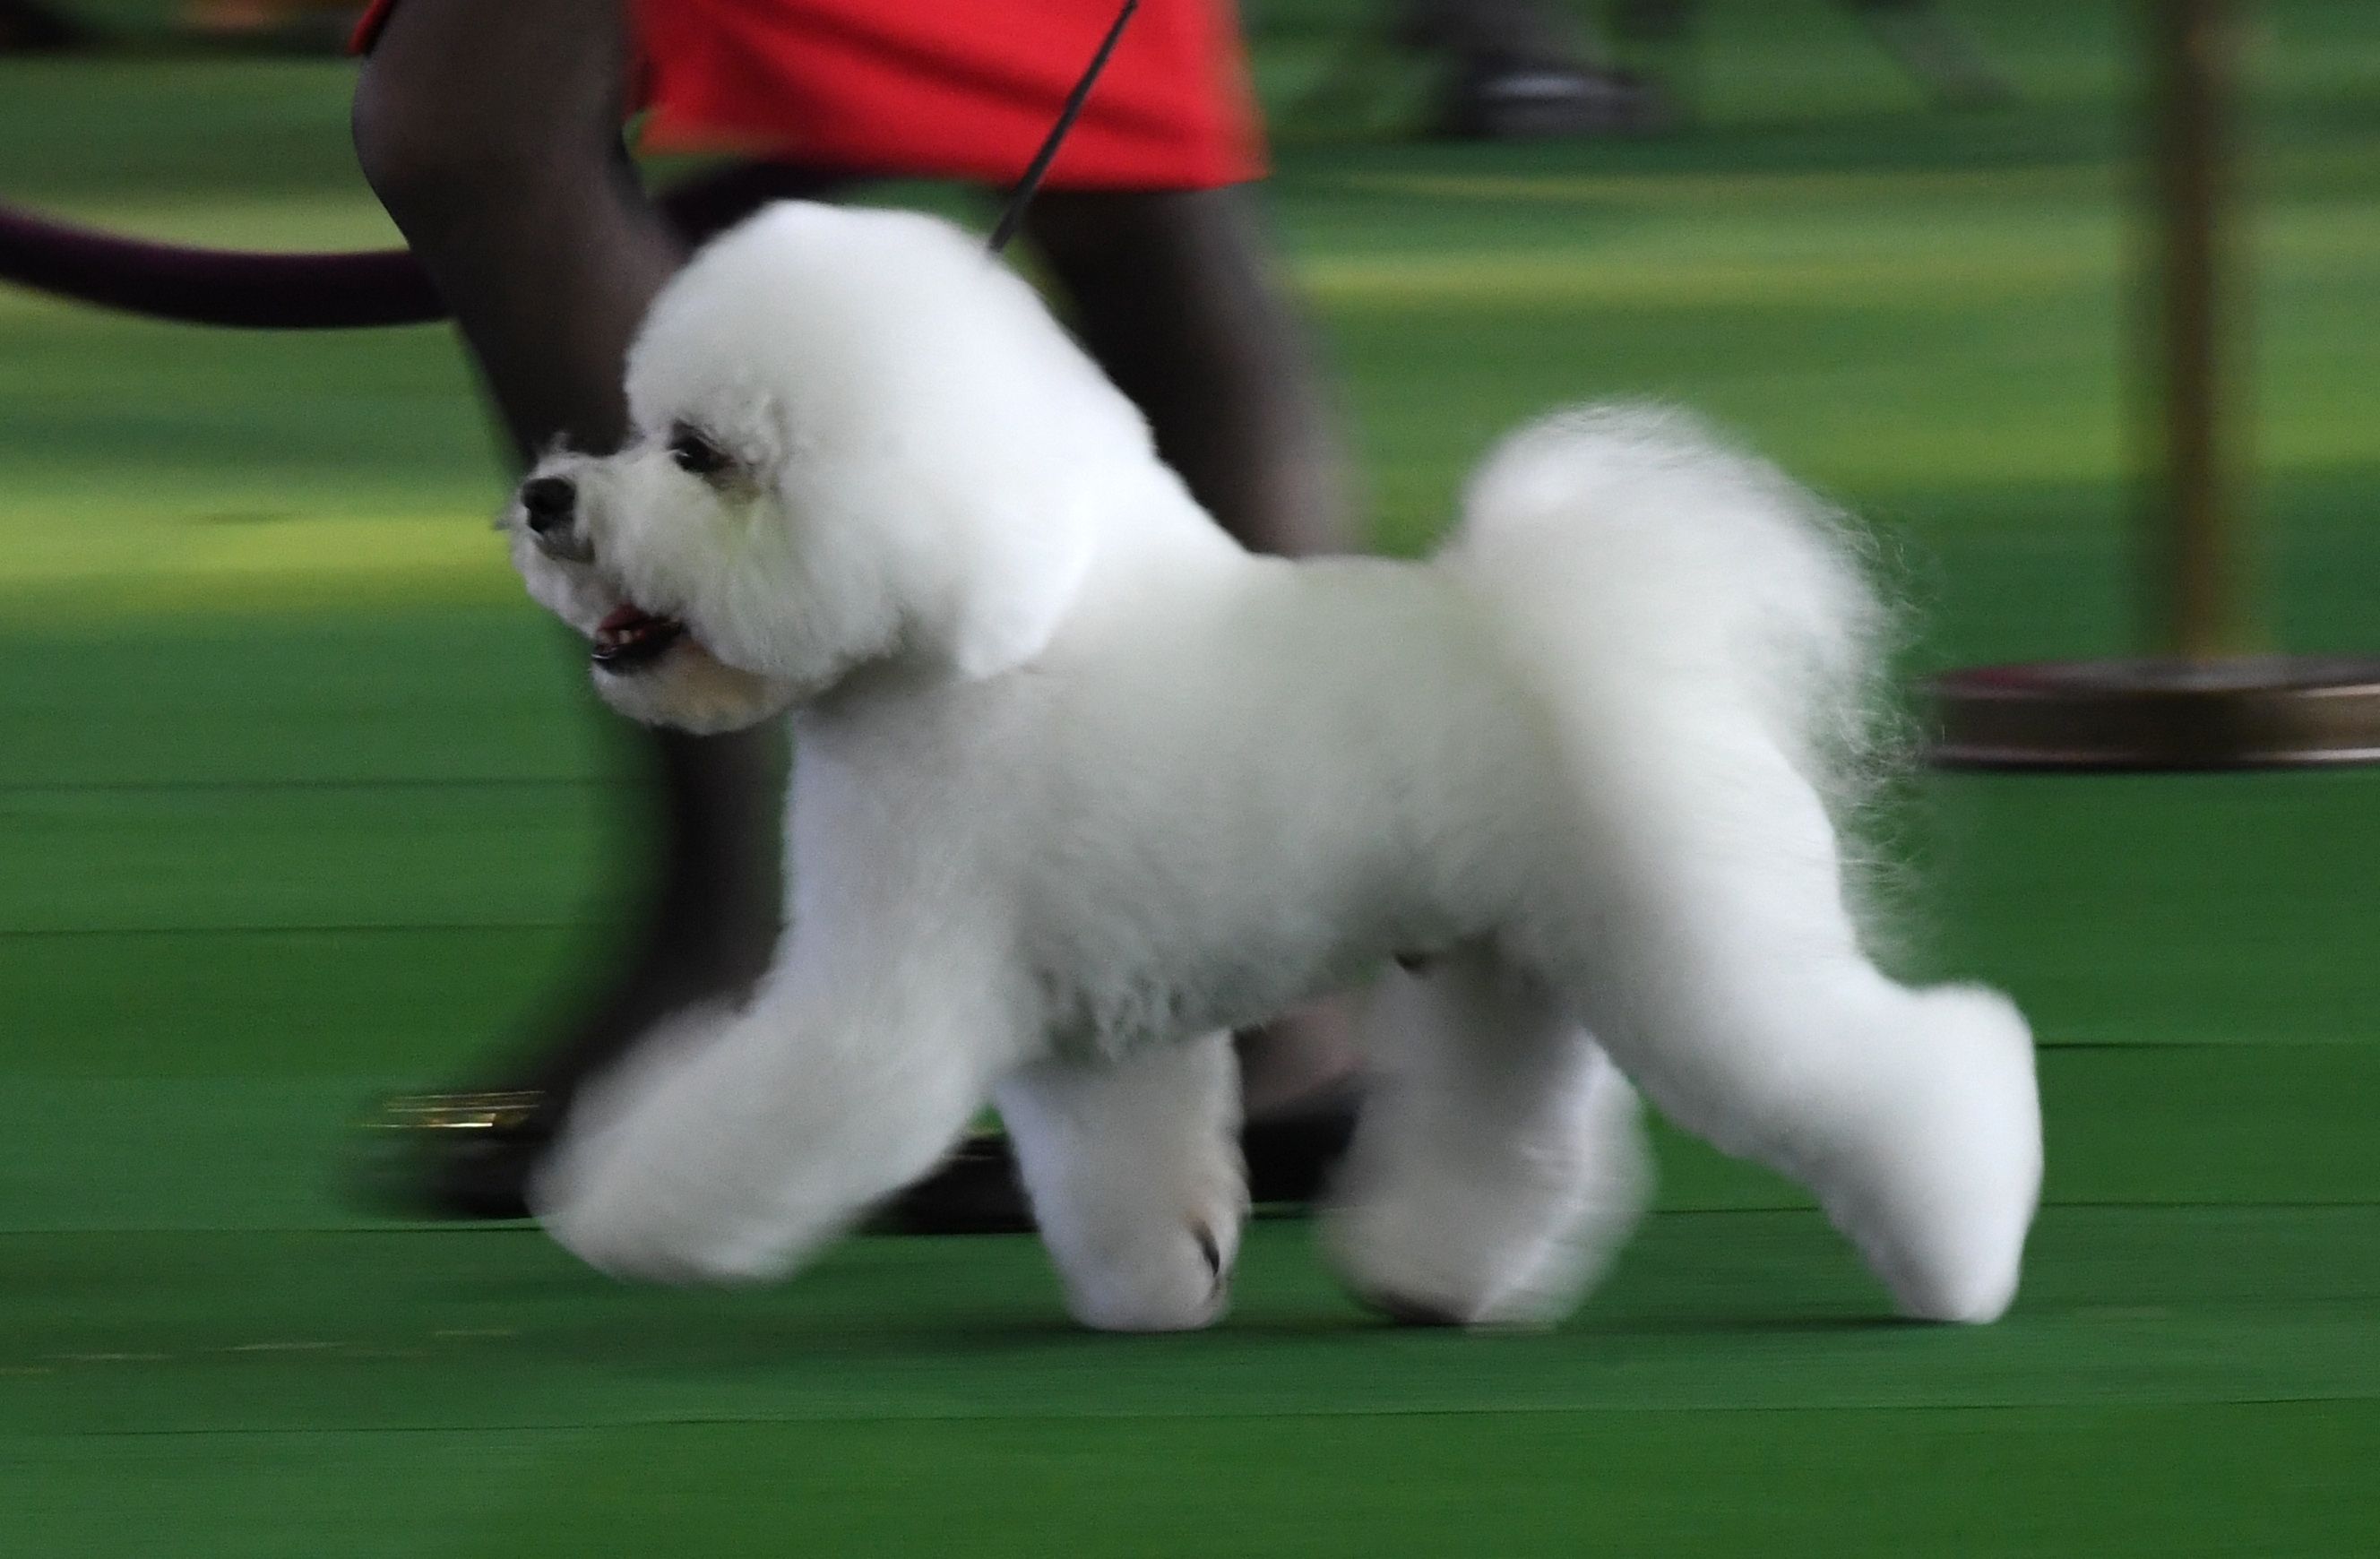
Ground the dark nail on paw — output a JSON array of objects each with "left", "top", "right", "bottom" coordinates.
[{"left": 1192, "top": 1223, "right": 1223, "bottom": 1285}]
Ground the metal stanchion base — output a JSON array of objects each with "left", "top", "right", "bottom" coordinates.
[{"left": 1928, "top": 655, "right": 2380, "bottom": 771}]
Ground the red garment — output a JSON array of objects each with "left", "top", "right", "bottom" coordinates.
[{"left": 354, "top": 0, "right": 1264, "bottom": 190}]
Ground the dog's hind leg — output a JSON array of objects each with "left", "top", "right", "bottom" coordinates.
[
  {"left": 995, "top": 1030, "right": 1247, "bottom": 1332},
  {"left": 532, "top": 972, "right": 1015, "bottom": 1286},
  {"left": 1321, "top": 952, "right": 1651, "bottom": 1328},
  {"left": 1527, "top": 730, "right": 2041, "bottom": 1324}
]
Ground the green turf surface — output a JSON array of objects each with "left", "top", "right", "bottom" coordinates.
[{"left": 4, "top": 2, "right": 2380, "bottom": 1553}]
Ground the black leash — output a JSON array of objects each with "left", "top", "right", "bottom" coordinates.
[{"left": 986, "top": 0, "right": 1140, "bottom": 254}]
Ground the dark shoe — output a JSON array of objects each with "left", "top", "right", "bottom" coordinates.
[
  {"left": 1241, "top": 1086, "right": 1363, "bottom": 1208},
  {"left": 0, "top": 0, "right": 100, "bottom": 51},
  {"left": 354, "top": 1086, "right": 1363, "bottom": 1232},
  {"left": 350, "top": 1090, "right": 555, "bottom": 1221},
  {"left": 1436, "top": 54, "right": 1675, "bottom": 140},
  {"left": 865, "top": 1130, "right": 1036, "bottom": 1236}
]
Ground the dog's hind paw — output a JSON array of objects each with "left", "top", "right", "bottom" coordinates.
[
  {"left": 1324, "top": 1060, "right": 1651, "bottom": 1328},
  {"left": 1814, "top": 984, "right": 2042, "bottom": 1324}
]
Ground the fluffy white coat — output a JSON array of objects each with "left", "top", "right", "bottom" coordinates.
[{"left": 507, "top": 202, "right": 2042, "bottom": 1331}]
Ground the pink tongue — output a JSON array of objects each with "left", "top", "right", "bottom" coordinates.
[{"left": 599, "top": 605, "right": 652, "bottom": 633}]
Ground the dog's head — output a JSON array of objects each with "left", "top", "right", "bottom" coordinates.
[{"left": 506, "top": 202, "right": 1154, "bottom": 733}]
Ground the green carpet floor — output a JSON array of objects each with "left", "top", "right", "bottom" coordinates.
[{"left": 4, "top": 2, "right": 2378, "bottom": 1552}]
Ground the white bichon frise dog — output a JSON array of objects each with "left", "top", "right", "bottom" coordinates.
[{"left": 506, "top": 201, "right": 2041, "bottom": 1332}]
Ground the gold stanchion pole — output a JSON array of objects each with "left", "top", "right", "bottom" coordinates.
[
  {"left": 2150, "top": 0, "right": 2247, "bottom": 660},
  {"left": 1927, "top": 0, "right": 2380, "bottom": 772}
]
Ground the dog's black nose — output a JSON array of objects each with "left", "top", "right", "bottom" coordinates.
[{"left": 519, "top": 476, "right": 576, "bottom": 534}]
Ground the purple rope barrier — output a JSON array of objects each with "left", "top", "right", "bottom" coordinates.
[
  {"left": 0, "top": 164, "right": 838, "bottom": 331},
  {"left": 0, "top": 202, "right": 440, "bottom": 328}
]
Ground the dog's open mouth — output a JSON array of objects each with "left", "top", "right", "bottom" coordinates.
[{"left": 591, "top": 603, "right": 686, "bottom": 673}]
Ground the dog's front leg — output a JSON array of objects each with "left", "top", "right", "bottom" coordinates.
[
  {"left": 995, "top": 1030, "right": 1247, "bottom": 1332},
  {"left": 533, "top": 960, "right": 1020, "bottom": 1286}
]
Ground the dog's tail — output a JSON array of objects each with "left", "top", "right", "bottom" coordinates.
[{"left": 1436, "top": 401, "right": 1894, "bottom": 824}]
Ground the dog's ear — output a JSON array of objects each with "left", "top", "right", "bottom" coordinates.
[{"left": 930, "top": 487, "right": 1098, "bottom": 680}]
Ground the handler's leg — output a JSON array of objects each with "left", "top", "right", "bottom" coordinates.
[
  {"left": 352, "top": 0, "right": 781, "bottom": 1213},
  {"left": 1025, "top": 187, "right": 1350, "bottom": 559}
]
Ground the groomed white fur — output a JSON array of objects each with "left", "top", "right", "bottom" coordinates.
[{"left": 513, "top": 202, "right": 2042, "bottom": 1331}]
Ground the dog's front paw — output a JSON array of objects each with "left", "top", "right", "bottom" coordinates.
[
  {"left": 1057, "top": 1208, "right": 1241, "bottom": 1333},
  {"left": 1034, "top": 1147, "right": 1246, "bottom": 1333},
  {"left": 1324, "top": 1061, "right": 1651, "bottom": 1328},
  {"left": 530, "top": 1009, "right": 801, "bottom": 1287},
  {"left": 536, "top": 1120, "right": 787, "bottom": 1287}
]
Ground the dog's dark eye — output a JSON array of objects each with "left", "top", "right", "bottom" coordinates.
[{"left": 668, "top": 425, "right": 732, "bottom": 478}]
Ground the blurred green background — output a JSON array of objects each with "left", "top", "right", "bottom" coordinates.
[{"left": 2, "top": 2, "right": 2376, "bottom": 1554}]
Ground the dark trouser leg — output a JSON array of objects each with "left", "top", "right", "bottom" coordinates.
[
  {"left": 352, "top": 1, "right": 780, "bottom": 1209},
  {"left": 1023, "top": 186, "right": 1352, "bottom": 558},
  {"left": 0, "top": 0, "right": 95, "bottom": 50},
  {"left": 1024, "top": 187, "right": 1362, "bottom": 1125}
]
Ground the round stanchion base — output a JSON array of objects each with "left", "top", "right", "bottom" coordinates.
[{"left": 1928, "top": 655, "right": 2380, "bottom": 771}]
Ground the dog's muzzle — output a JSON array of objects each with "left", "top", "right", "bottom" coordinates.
[
  {"left": 520, "top": 475, "right": 594, "bottom": 563},
  {"left": 513, "top": 474, "right": 687, "bottom": 674}
]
